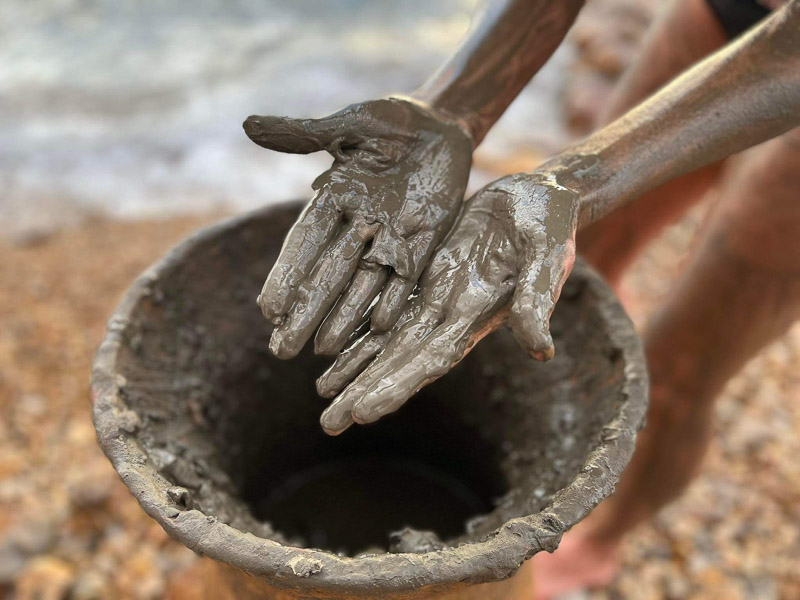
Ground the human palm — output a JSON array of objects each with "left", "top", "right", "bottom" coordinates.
[
  {"left": 316, "top": 172, "right": 581, "bottom": 434},
  {"left": 243, "top": 97, "right": 472, "bottom": 358}
]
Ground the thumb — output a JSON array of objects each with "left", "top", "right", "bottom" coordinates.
[
  {"left": 243, "top": 112, "right": 348, "bottom": 154},
  {"left": 509, "top": 245, "right": 575, "bottom": 361}
]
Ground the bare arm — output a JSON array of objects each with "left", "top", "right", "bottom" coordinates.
[
  {"left": 413, "top": 0, "right": 585, "bottom": 144},
  {"left": 579, "top": 0, "right": 730, "bottom": 283},
  {"left": 552, "top": 0, "right": 800, "bottom": 226},
  {"left": 600, "top": 0, "right": 730, "bottom": 124},
  {"left": 318, "top": 0, "right": 800, "bottom": 434},
  {"left": 245, "top": 0, "right": 585, "bottom": 359}
]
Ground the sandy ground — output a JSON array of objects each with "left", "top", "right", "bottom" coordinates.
[
  {"left": 0, "top": 217, "right": 216, "bottom": 599},
  {"left": 1, "top": 200, "right": 799, "bottom": 600}
]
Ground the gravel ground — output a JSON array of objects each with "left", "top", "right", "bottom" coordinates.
[
  {"left": 1, "top": 203, "right": 798, "bottom": 600},
  {"left": 596, "top": 211, "right": 800, "bottom": 600}
]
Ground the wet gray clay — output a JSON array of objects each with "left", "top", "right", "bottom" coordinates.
[
  {"left": 244, "top": 98, "right": 473, "bottom": 359},
  {"left": 92, "top": 201, "right": 647, "bottom": 598},
  {"left": 242, "top": 1, "right": 587, "bottom": 361}
]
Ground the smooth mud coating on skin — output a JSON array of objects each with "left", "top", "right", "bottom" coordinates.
[
  {"left": 92, "top": 202, "right": 645, "bottom": 563},
  {"left": 243, "top": 97, "right": 473, "bottom": 360},
  {"left": 316, "top": 171, "right": 582, "bottom": 434},
  {"left": 317, "top": 2, "right": 800, "bottom": 434},
  {"left": 241, "top": 0, "right": 589, "bottom": 363}
]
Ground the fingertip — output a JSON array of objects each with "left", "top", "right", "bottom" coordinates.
[
  {"left": 314, "top": 333, "right": 331, "bottom": 356},
  {"left": 315, "top": 374, "right": 337, "bottom": 399},
  {"left": 351, "top": 393, "right": 392, "bottom": 425},
  {"left": 257, "top": 292, "right": 281, "bottom": 324},
  {"left": 320, "top": 403, "right": 355, "bottom": 435},
  {"left": 242, "top": 115, "right": 262, "bottom": 137},
  {"left": 320, "top": 415, "right": 352, "bottom": 436},
  {"left": 259, "top": 279, "right": 294, "bottom": 324},
  {"left": 532, "top": 342, "right": 555, "bottom": 362},
  {"left": 268, "top": 328, "right": 303, "bottom": 359},
  {"left": 518, "top": 327, "right": 554, "bottom": 361},
  {"left": 350, "top": 399, "right": 375, "bottom": 425},
  {"left": 509, "top": 301, "right": 553, "bottom": 361},
  {"left": 316, "top": 363, "right": 352, "bottom": 399},
  {"left": 243, "top": 115, "right": 291, "bottom": 148}
]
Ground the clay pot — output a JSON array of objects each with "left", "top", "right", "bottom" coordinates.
[{"left": 91, "top": 201, "right": 648, "bottom": 599}]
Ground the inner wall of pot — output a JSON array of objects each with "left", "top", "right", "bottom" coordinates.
[
  {"left": 114, "top": 206, "right": 626, "bottom": 556},
  {"left": 207, "top": 344, "right": 509, "bottom": 555}
]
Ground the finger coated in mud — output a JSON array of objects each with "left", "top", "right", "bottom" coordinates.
[
  {"left": 369, "top": 229, "right": 440, "bottom": 332},
  {"left": 315, "top": 265, "right": 389, "bottom": 355},
  {"left": 320, "top": 307, "right": 442, "bottom": 429},
  {"left": 269, "top": 222, "right": 373, "bottom": 358},
  {"left": 351, "top": 318, "right": 472, "bottom": 424},
  {"left": 243, "top": 106, "right": 358, "bottom": 154},
  {"left": 317, "top": 331, "right": 390, "bottom": 400},
  {"left": 371, "top": 275, "right": 418, "bottom": 332},
  {"left": 258, "top": 191, "right": 341, "bottom": 323}
]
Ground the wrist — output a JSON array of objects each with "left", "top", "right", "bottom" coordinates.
[
  {"left": 484, "top": 171, "right": 582, "bottom": 227},
  {"left": 536, "top": 152, "right": 618, "bottom": 229},
  {"left": 403, "top": 92, "right": 481, "bottom": 149}
]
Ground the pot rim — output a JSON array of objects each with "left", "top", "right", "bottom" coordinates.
[{"left": 91, "top": 201, "right": 648, "bottom": 596}]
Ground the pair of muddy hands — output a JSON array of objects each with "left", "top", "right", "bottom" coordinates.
[{"left": 244, "top": 98, "right": 580, "bottom": 435}]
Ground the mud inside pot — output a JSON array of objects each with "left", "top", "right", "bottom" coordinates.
[
  {"left": 238, "top": 347, "right": 507, "bottom": 555},
  {"left": 97, "top": 201, "right": 639, "bottom": 564}
]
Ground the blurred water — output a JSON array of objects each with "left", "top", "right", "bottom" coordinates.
[{"left": 0, "top": 0, "right": 571, "bottom": 239}]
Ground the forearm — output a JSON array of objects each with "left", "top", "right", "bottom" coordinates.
[
  {"left": 411, "top": 0, "right": 584, "bottom": 145},
  {"left": 547, "top": 0, "right": 800, "bottom": 227}
]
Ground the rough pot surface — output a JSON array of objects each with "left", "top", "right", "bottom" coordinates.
[{"left": 91, "top": 201, "right": 648, "bottom": 598}]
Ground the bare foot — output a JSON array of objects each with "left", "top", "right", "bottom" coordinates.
[{"left": 532, "top": 525, "right": 621, "bottom": 600}]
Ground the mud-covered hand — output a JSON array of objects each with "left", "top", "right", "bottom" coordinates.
[
  {"left": 316, "top": 172, "right": 580, "bottom": 434},
  {"left": 244, "top": 97, "right": 473, "bottom": 359}
]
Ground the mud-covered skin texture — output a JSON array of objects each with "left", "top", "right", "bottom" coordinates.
[
  {"left": 91, "top": 203, "right": 648, "bottom": 598},
  {"left": 243, "top": 0, "right": 590, "bottom": 360},
  {"left": 320, "top": 1, "right": 800, "bottom": 434},
  {"left": 243, "top": 97, "right": 472, "bottom": 359},
  {"left": 318, "top": 173, "right": 580, "bottom": 434}
]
